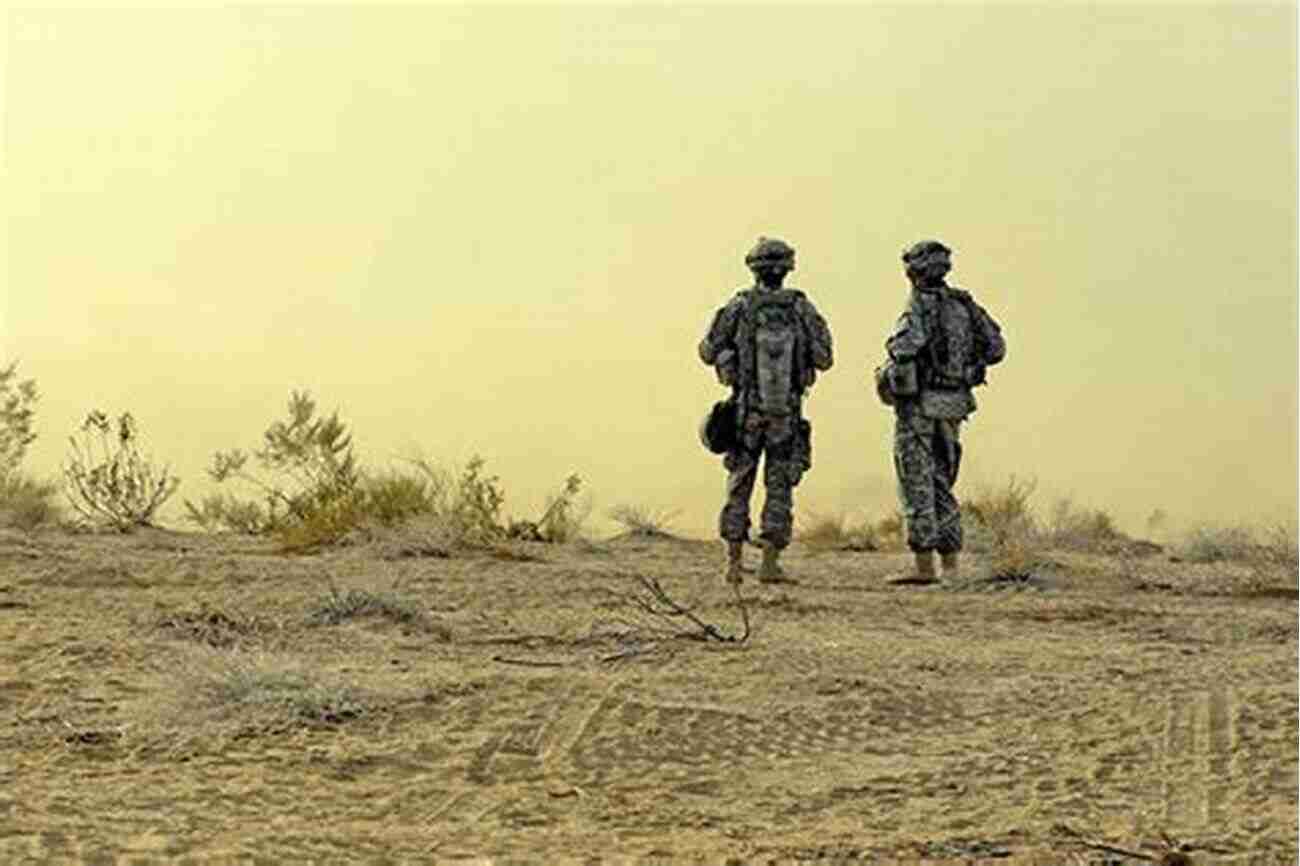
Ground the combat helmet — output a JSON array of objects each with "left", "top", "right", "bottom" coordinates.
[
  {"left": 744, "top": 236, "right": 796, "bottom": 272},
  {"left": 901, "top": 239, "right": 952, "bottom": 277}
]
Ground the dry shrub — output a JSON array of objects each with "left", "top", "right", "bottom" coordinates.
[
  {"left": 307, "top": 585, "right": 450, "bottom": 638},
  {"left": 133, "top": 647, "right": 390, "bottom": 744},
  {"left": 798, "top": 512, "right": 877, "bottom": 552},
  {"left": 1256, "top": 523, "right": 1299, "bottom": 572},
  {"left": 155, "top": 602, "right": 280, "bottom": 648},
  {"left": 506, "top": 474, "right": 590, "bottom": 543},
  {"left": 962, "top": 475, "right": 1045, "bottom": 578},
  {"left": 1176, "top": 521, "right": 1298, "bottom": 590},
  {"left": 275, "top": 491, "right": 368, "bottom": 552},
  {"left": 63, "top": 411, "right": 179, "bottom": 531},
  {"left": 0, "top": 360, "right": 38, "bottom": 476},
  {"left": 609, "top": 503, "right": 680, "bottom": 538},
  {"left": 0, "top": 473, "right": 61, "bottom": 531},
  {"left": 1043, "top": 497, "right": 1130, "bottom": 553},
  {"left": 870, "top": 511, "right": 907, "bottom": 552},
  {"left": 1177, "top": 523, "right": 1263, "bottom": 564},
  {"left": 360, "top": 470, "right": 440, "bottom": 527}
]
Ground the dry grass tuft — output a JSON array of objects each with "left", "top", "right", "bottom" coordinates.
[
  {"left": 608, "top": 503, "right": 680, "bottom": 539},
  {"left": 306, "top": 586, "right": 451, "bottom": 638},
  {"left": 798, "top": 512, "right": 878, "bottom": 552},
  {"left": 155, "top": 602, "right": 281, "bottom": 648},
  {"left": 131, "top": 647, "right": 397, "bottom": 746},
  {"left": 1042, "top": 497, "right": 1131, "bottom": 553}
]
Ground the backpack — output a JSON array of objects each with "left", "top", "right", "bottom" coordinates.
[{"left": 735, "top": 289, "right": 807, "bottom": 416}]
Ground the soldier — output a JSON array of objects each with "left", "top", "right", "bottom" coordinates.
[
  {"left": 874, "top": 240, "right": 1006, "bottom": 583},
  {"left": 699, "top": 237, "right": 834, "bottom": 584}
]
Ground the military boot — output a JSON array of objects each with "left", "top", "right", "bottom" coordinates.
[
  {"left": 724, "top": 541, "right": 744, "bottom": 585},
  {"left": 758, "top": 541, "right": 796, "bottom": 584},
  {"left": 889, "top": 551, "right": 938, "bottom": 585},
  {"left": 939, "top": 552, "right": 961, "bottom": 580}
]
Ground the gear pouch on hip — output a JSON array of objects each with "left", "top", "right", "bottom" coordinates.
[{"left": 889, "top": 361, "right": 919, "bottom": 397}]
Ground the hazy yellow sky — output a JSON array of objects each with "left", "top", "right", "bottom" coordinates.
[{"left": 4, "top": 2, "right": 1297, "bottom": 537}]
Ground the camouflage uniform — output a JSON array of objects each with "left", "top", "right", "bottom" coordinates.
[
  {"left": 884, "top": 240, "right": 1005, "bottom": 559},
  {"left": 700, "top": 239, "right": 834, "bottom": 560}
]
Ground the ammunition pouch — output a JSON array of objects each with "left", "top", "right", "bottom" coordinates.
[{"left": 873, "top": 360, "right": 920, "bottom": 406}]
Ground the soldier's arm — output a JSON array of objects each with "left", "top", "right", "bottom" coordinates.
[
  {"left": 698, "top": 298, "right": 740, "bottom": 365},
  {"left": 797, "top": 298, "right": 834, "bottom": 371},
  {"left": 885, "top": 309, "right": 928, "bottom": 361},
  {"left": 973, "top": 302, "right": 1006, "bottom": 365}
]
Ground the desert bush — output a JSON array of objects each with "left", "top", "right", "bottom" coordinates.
[
  {"left": 155, "top": 602, "right": 280, "bottom": 648},
  {"left": 183, "top": 492, "right": 272, "bottom": 535},
  {"left": 362, "top": 469, "right": 439, "bottom": 526},
  {"left": 609, "top": 503, "right": 679, "bottom": 538},
  {"left": 186, "top": 390, "right": 359, "bottom": 537},
  {"left": 441, "top": 455, "right": 507, "bottom": 543},
  {"left": 869, "top": 510, "right": 907, "bottom": 552},
  {"left": 163, "top": 648, "right": 379, "bottom": 731},
  {"left": 0, "top": 361, "right": 38, "bottom": 477},
  {"left": 1176, "top": 522, "right": 1299, "bottom": 573},
  {"left": 0, "top": 474, "right": 61, "bottom": 531},
  {"left": 63, "top": 411, "right": 179, "bottom": 531},
  {"left": 959, "top": 475, "right": 1050, "bottom": 578},
  {"left": 307, "top": 585, "right": 449, "bottom": 638},
  {"left": 0, "top": 361, "right": 61, "bottom": 531},
  {"left": 1043, "top": 497, "right": 1128, "bottom": 552},
  {"left": 276, "top": 489, "right": 368, "bottom": 552},
  {"left": 508, "top": 473, "right": 588, "bottom": 543},
  {"left": 962, "top": 475, "right": 1038, "bottom": 549},
  {"left": 1255, "top": 523, "right": 1299, "bottom": 572},
  {"left": 1177, "top": 524, "right": 1259, "bottom": 564},
  {"left": 798, "top": 512, "right": 878, "bottom": 552}
]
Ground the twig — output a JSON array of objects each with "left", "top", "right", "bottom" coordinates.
[
  {"left": 628, "top": 574, "right": 750, "bottom": 644},
  {"left": 491, "top": 655, "right": 569, "bottom": 668},
  {"left": 1053, "top": 823, "right": 1157, "bottom": 863}
]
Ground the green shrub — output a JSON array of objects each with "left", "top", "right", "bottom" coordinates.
[
  {"left": 184, "top": 493, "right": 273, "bottom": 535},
  {"left": 186, "top": 390, "right": 362, "bottom": 540}
]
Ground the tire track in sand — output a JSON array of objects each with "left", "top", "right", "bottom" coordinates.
[{"left": 1161, "top": 688, "right": 1235, "bottom": 833}]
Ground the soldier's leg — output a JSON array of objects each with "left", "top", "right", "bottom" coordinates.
[
  {"left": 719, "top": 447, "right": 759, "bottom": 544},
  {"left": 894, "top": 406, "right": 940, "bottom": 554},
  {"left": 758, "top": 418, "right": 797, "bottom": 551},
  {"left": 934, "top": 420, "right": 964, "bottom": 565}
]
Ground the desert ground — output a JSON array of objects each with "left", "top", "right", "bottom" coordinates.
[{"left": 1, "top": 524, "right": 1296, "bottom": 865}]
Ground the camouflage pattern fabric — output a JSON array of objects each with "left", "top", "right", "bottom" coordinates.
[
  {"left": 699, "top": 288, "right": 833, "bottom": 395},
  {"left": 894, "top": 401, "right": 963, "bottom": 553},
  {"left": 885, "top": 285, "right": 1005, "bottom": 400},
  {"left": 885, "top": 281, "right": 1005, "bottom": 554},
  {"left": 701, "top": 284, "right": 832, "bottom": 550},
  {"left": 719, "top": 414, "right": 804, "bottom": 549}
]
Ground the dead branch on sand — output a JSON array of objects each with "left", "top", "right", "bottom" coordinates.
[
  {"left": 1053, "top": 823, "right": 1219, "bottom": 866},
  {"left": 596, "top": 573, "right": 751, "bottom": 663}
]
